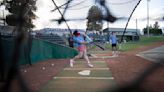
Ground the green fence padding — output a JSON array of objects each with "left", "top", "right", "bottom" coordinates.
[
  {"left": 30, "top": 39, "right": 78, "bottom": 64},
  {"left": 1, "top": 37, "right": 78, "bottom": 65}
]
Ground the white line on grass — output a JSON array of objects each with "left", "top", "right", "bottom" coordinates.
[
  {"left": 64, "top": 68, "right": 109, "bottom": 70},
  {"left": 89, "top": 56, "right": 114, "bottom": 59},
  {"left": 53, "top": 77, "right": 114, "bottom": 80}
]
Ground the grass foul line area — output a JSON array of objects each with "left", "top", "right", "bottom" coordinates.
[
  {"left": 64, "top": 68, "right": 109, "bottom": 70},
  {"left": 53, "top": 77, "right": 114, "bottom": 80}
]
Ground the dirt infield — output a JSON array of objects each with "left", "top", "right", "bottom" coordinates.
[
  {"left": 106, "top": 42, "right": 164, "bottom": 92},
  {"left": 20, "top": 42, "right": 164, "bottom": 92},
  {"left": 20, "top": 59, "right": 69, "bottom": 92}
]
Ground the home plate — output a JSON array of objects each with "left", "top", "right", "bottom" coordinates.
[{"left": 78, "top": 70, "right": 91, "bottom": 76}]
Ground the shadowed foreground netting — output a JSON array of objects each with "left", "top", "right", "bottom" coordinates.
[{"left": 0, "top": 0, "right": 164, "bottom": 92}]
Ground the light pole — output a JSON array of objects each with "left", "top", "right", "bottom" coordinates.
[
  {"left": 147, "top": 0, "right": 150, "bottom": 37},
  {"left": 3, "top": 10, "right": 5, "bottom": 26},
  {"left": 136, "top": 19, "right": 138, "bottom": 35}
]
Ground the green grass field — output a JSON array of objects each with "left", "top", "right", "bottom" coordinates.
[
  {"left": 39, "top": 36, "right": 164, "bottom": 92},
  {"left": 104, "top": 36, "right": 164, "bottom": 52}
]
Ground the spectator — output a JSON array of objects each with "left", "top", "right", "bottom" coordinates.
[
  {"left": 110, "top": 32, "right": 118, "bottom": 56},
  {"left": 68, "top": 34, "right": 74, "bottom": 48}
]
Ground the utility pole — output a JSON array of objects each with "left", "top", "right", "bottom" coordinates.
[
  {"left": 136, "top": 19, "right": 138, "bottom": 30},
  {"left": 3, "top": 10, "right": 5, "bottom": 26},
  {"left": 107, "top": 22, "right": 109, "bottom": 28},
  {"left": 147, "top": 0, "right": 150, "bottom": 37},
  {"left": 136, "top": 19, "right": 138, "bottom": 35}
]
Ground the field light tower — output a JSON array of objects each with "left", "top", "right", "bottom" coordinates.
[{"left": 147, "top": 0, "right": 150, "bottom": 37}]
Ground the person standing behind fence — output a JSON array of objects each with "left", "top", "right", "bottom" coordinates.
[
  {"left": 70, "top": 30, "right": 93, "bottom": 68},
  {"left": 68, "top": 34, "right": 74, "bottom": 48},
  {"left": 110, "top": 32, "right": 118, "bottom": 56}
]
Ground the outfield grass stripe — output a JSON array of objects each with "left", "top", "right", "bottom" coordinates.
[
  {"left": 89, "top": 56, "right": 114, "bottom": 59},
  {"left": 66, "top": 62, "right": 107, "bottom": 68},
  {"left": 53, "top": 77, "right": 114, "bottom": 80},
  {"left": 57, "top": 70, "right": 113, "bottom": 77},
  {"left": 74, "top": 60, "right": 106, "bottom": 63},
  {"left": 64, "top": 68, "right": 109, "bottom": 70}
]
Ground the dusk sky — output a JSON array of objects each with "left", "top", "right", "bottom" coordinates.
[{"left": 32, "top": 0, "right": 164, "bottom": 31}]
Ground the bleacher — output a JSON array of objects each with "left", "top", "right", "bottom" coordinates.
[{"left": 35, "top": 34, "right": 68, "bottom": 46}]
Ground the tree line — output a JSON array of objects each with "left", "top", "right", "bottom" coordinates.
[{"left": 143, "top": 21, "right": 163, "bottom": 35}]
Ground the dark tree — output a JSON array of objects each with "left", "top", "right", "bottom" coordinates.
[
  {"left": 153, "top": 21, "right": 159, "bottom": 29},
  {"left": 5, "top": 0, "right": 37, "bottom": 29},
  {"left": 87, "top": 5, "right": 103, "bottom": 31},
  {"left": 143, "top": 21, "right": 162, "bottom": 35}
]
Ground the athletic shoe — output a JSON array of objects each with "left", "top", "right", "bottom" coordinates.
[
  {"left": 70, "top": 59, "right": 74, "bottom": 67},
  {"left": 87, "top": 63, "right": 93, "bottom": 68}
]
